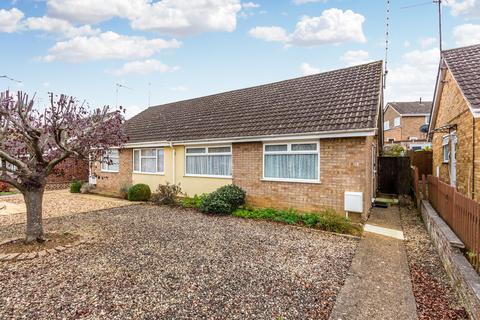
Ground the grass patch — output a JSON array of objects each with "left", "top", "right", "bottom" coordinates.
[
  {"left": 233, "top": 207, "right": 362, "bottom": 236},
  {"left": 0, "top": 191, "right": 16, "bottom": 196}
]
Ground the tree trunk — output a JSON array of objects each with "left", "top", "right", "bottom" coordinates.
[{"left": 24, "top": 187, "right": 46, "bottom": 243}]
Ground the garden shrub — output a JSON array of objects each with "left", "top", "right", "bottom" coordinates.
[
  {"left": 199, "top": 184, "right": 246, "bottom": 214},
  {"left": 0, "top": 182, "right": 10, "bottom": 192},
  {"left": 119, "top": 183, "right": 131, "bottom": 200},
  {"left": 151, "top": 183, "right": 182, "bottom": 206},
  {"left": 127, "top": 183, "right": 151, "bottom": 201},
  {"left": 70, "top": 180, "right": 83, "bottom": 193},
  {"left": 233, "top": 207, "right": 362, "bottom": 236},
  {"left": 181, "top": 194, "right": 207, "bottom": 209}
]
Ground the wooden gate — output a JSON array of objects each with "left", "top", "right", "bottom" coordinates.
[{"left": 378, "top": 156, "right": 411, "bottom": 195}]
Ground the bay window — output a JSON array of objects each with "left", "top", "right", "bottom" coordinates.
[
  {"left": 185, "top": 146, "right": 232, "bottom": 177},
  {"left": 263, "top": 142, "right": 319, "bottom": 182},
  {"left": 133, "top": 148, "right": 164, "bottom": 174},
  {"left": 101, "top": 149, "right": 119, "bottom": 172}
]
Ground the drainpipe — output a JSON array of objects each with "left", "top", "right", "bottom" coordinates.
[
  {"left": 473, "top": 119, "right": 476, "bottom": 199},
  {"left": 169, "top": 142, "right": 176, "bottom": 185}
]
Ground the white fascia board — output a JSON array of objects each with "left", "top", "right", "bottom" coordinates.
[
  {"left": 401, "top": 113, "right": 430, "bottom": 117},
  {"left": 123, "top": 129, "right": 377, "bottom": 148}
]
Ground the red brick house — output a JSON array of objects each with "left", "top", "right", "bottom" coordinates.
[
  {"left": 429, "top": 44, "right": 480, "bottom": 200},
  {"left": 384, "top": 101, "right": 431, "bottom": 150},
  {"left": 93, "top": 61, "right": 384, "bottom": 218}
]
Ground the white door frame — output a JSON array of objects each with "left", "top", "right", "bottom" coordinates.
[{"left": 450, "top": 132, "right": 457, "bottom": 188}]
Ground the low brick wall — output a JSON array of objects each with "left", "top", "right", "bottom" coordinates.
[{"left": 421, "top": 200, "right": 480, "bottom": 319}]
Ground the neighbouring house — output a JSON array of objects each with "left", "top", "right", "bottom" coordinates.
[
  {"left": 92, "top": 61, "right": 384, "bottom": 217},
  {"left": 429, "top": 43, "right": 480, "bottom": 200},
  {"left": 383, "top": 101, "right": 431, "bottom": 150}
]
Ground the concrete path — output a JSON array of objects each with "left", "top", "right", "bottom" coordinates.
[{"left": 329, "top": 206, "right": 418, "bottom": 320}]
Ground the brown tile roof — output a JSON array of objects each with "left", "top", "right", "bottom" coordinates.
[
  {"left": 125, "top": 61, "right": 383, "bottom": 143},
  {"left": 387, "top": 101, "right": 432, "bottom": 115},
  {"left": 443, "top": 43, "right": 480, "bottom": 110}
]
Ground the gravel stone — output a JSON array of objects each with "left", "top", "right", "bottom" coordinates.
[
  {"left": 0, "top": 205, "right": 358, "bottom": 319},
  {"left": 399, "top": 204, "right": 468, "bottom": 319}
]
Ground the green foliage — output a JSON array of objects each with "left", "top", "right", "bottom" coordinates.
[
  {"left": 383, "top": 144, "right": 406, "bottom": 157},
  {"left": 422, "top": 145, "right": 432, "bottom": 151},
  {"left": 70, "top": 180, "right": 83, "bottom": 193},
  {"left": 151, "top": 183, "right": 183, "bottom": 206},
  {"left": 198, "top": 184, "right": 246, "bottom": 215},
  {"left": 119, "top": 183, "right": 131, "bottom": 200},
  {"left": 127, "top": 183, "right": 151, "bottom": 201},
  {"left": 233, "top": 207, "right": 362, "bottom": 236},
  {"left": 181, "top": 194, "right": 207, "bottom": 209}
]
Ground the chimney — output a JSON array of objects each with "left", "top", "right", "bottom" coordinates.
[{"left": 419, "top": 97, "right": 422, "bottom": 104}]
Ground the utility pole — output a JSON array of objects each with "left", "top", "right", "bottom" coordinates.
[{"left": 434, "top": 0, "right": 443, "bottom": 53}]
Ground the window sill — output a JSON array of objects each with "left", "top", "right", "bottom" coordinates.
[
  {"left": 261, "top": 178, "right": 321, "bottom": 184},
  {"left": 101, "top": 170, "right": 119, "bottom": 173},
  {"left": 132, "top": 171, "right": 165, "bottom": 175},
  {"left": 184, "top": 174, "right": 232, "bottom": 179}
]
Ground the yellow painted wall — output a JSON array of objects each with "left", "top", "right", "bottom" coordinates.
[{"left": 131, "top": 146, "right": 232, "bottom": 196}]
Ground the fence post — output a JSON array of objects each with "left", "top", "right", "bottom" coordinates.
[{"left": 422, "top": 174, "right": 427, "bottom": 200}]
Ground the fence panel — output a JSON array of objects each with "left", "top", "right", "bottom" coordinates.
[{"left": 427, "top": 175, "right": 480, "bottom": 271}]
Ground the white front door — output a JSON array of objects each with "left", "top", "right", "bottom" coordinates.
[{"left": 450, "top": 133, "right": 457, "bottom": 187}]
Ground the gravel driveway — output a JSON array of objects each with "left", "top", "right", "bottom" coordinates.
[{"left": 0, "top": 205, "right": 358, "bottom": 319}]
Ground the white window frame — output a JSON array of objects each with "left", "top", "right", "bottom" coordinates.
[
  {"left": 387, "top": 138, "right": 395, "bottom": 143},
  {"left": 262, "top": 141, "right": 320, "bottom": 184},
  {"left": 184, "top": 145, "right": 232, "bottom": 178},
  {"left": 442, "top": 136, "right": 450, "bottom": 163},
  {"left": 101, "top": 149, "right": 120, "bottom": 173},
  {"left": 425, "top": 116, "right": 430, "bottom": 124},
  {"left": 383, "top": 120, "right": 390, "bottom": 131},
  {"left": 394, "top": 117, "right": 401, "bottom": 127},
  {"left": 409, "top": 137, "right": 418, "bottom": 141},
  {"left": 133, "top": 148, "right": 165, "bottom": 175}
]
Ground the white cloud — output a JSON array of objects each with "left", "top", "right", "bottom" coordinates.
[
  {"left": 419, "top": 37, "right": 436, "bottom": 48},
  {"left": 46, "top": 0, "right": 147, "bottom": 24},
  {"left": 386, "top": 48, "right": 440, "bottom": 102},
  {"left": 170, "top": 85, "right": 188, "bottom": 92},
  {"left": 130, "top": 0, "right": 242, "bottom": 36},
  {"left": 249, "top": 26, "right": 289, "bottom": 42},
  {"left": 249, "top": 8, "right": 366, "bottom": 47},
  {"left": 404, "top": 40, "right": 411, "bottom": 48},
  {"left": 300, "top": 62, "right": 321, "bottom": 76},
  {"left": 340, "top": 50, "right": 371, "bottom": 66},
  {"left": 453, "top": 24, "right": 480, "bottom": 46},
  {"left": 25, "top": 16, "right": 100, "bottom": 38},
  {"left": 41, "top": 31, "right": 181, "bottom": 63},
  {"left": 0, "top": 8, "right": 24, "bottom": 32},
  {"left": 293, "top": 0, "right": 328, "bottom": 4},
  {"left": 109, "top": 59, "right": 179, "bottom": 76},
  {"left": 242, "top": 2, "right": 260, "bottom": 8},
  {"left": 447, "top": 0, "right": 480, "bottom": 19}
]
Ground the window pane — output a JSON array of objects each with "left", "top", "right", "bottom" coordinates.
[
  {"left": 157, "top": 149, "right": 164, "bottom": 172},
  {"left": 141, "top": 158, "right": 156, "bottom": 173},
  {"left": 186, "top": 148, "right": 206, "bottom": 154},
  {"left": 291, "top": 143, "right": 317, "bottom": 151},
  {"left": 265, "top": 144, "right": 288, "bottom": 152},
  {"left": 208, "top": 147, "right": 231, "bottom": 153},
  {"left": 134, "top": 150, "right": 140, "bottom": 172},
  {"left": 264, "top": 154, "right": 318, "bottom": 180},
  {"left": 141, "top": 149, "right": 156, "bottom": 157},
  {"left": 186, "top": 155, "right": 231, "bottom": 176}
]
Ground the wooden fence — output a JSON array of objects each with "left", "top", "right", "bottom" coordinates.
[
  {"left": 408, "top": 150, "right": 432, "bottom": 177},
  {"left": 427, "top": 175, "right": 480, "bottom": 271}
]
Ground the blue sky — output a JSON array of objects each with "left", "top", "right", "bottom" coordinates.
[{"left": 1, "top": 0, "right": 479, "bottom": 118}]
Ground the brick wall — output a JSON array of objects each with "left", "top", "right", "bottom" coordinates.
[
  {"left": 384, "top": 106, "right": 427, "bottom": 144},
  {"left": 232, "top": 137, "right": 374, "bottom": 218},
  {"left": 92, "top": 149, "right": 132, "bottom": 195},
  {"left": 432, "top": 69, "right": 476, "bottom": 199}
]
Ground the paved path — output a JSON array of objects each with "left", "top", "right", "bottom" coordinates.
[{"left": 329, "top": 206, "right": 418, "bottom": 320}]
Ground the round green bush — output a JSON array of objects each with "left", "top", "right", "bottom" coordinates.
[
  {"left": 127, "top": 183, "right": 151, "bottom": 201},
  {"left": 215, "top": 184, "right": 246, "bottom": 207},
  {"left": 70, "top": 180, "right": 83, "bottom": 193},
  {"left": 200, "top": 193, "right": 233, "bottom": 214}
]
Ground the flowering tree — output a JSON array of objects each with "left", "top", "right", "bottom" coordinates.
[{"left": 0, "top": 91, "right": 127, "bottom": 242}]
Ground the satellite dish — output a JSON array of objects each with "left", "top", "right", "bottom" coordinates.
[{"left": 420, "top": 124, "right": 429, "bottom": 133}]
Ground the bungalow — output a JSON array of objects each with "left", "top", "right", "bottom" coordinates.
[
  {"left": 384, "top": 101, "right": 431, "bottom": 150},
  {"left": 92, "top": 61, "right": 384, "bottom": 218},
  {"left": 429, "top": 43, "right": 480, "bottom": 199}
]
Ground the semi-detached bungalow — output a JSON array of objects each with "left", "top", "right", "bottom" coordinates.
[{"left": 92, "top": 61, "right": 384, "bottom": 218}]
